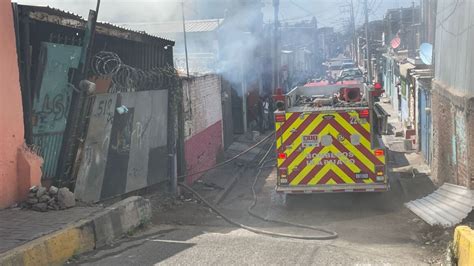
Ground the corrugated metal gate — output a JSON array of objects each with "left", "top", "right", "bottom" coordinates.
[
  {"left": 74, "top": 90, "right": 169, "bottom": 202},
  {"left": 31, "top": 42, "right": 81, "bottom": 179},
  {"left": 420, "top": 87, "right": 432, "bottom": 164}
]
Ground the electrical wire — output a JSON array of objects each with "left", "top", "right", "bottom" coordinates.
[{"left": 178, "top": 133, "right": 338, "bottom": 240}]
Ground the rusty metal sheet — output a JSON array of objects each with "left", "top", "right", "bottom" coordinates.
[
  {"left": 31, "top": 42, "right": 81, "bottom": 179},
  {"left": 75, "top": 90, "right": 168, "bottom": 202},
  {"left": 74, "top": 94, "right": 116, "bottom": 202}
]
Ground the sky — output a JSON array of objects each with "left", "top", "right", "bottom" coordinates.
[{"left": 14, "top": 0, "right": 416, "bottom": 30}]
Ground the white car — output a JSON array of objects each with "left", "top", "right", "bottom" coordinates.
[{"left": 338, "top": 68, "right": 364, "bottom": 83}]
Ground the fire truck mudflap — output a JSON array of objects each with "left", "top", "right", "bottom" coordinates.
[{"left": 275, "top": 108, "right": 389, "bottom": 194}]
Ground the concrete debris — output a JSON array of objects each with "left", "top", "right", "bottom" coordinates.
[
  {"left": 39, "top": 195, "right": 51, "bottom": 203},
  {"left": 49, "top": 186, "right": 58, "bottom": 195},
  {"left": 58, "top": 187, "right": 76, "bottom": 209},
  {"left": 36, "top": 186, "right": 47, "bottom": 198},
  {"left": 23, "top": 186, "right": 75, "bottom": 212}
]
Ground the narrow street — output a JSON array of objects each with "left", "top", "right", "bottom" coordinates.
[
  {"left": 71, "top": 103, "right": 445, "bottom": 265},
  {"left": 2, "top": 0, "right": 474, "bottom": 265}
]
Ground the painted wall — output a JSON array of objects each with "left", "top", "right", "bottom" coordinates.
[
  {"left": 0, "top": 1, "right": 42, "bottom": 208},
  {"left": 182, "top": 75, "right": 223, "bottom": 184}
]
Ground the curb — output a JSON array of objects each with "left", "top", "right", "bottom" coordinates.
[
  {"left": 0, "top": 196, "right": 151, "bottom": 266},
  {"left": 453, "top": 225, "right": 474, "bottom": 265},
  {"left": 214, "top": 167, "right": 245, "bottom": 205}
]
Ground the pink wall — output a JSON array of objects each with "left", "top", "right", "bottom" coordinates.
[
  {"left": 0, "top": 0, "right": 42, "bottom": 208},
  {"left": 184, "top": 121, "right": 223, "bottom": 184}
]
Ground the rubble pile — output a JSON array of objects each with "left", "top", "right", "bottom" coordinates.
[{"left": 24, "top": 186, "right": 76, "bottom": 212}]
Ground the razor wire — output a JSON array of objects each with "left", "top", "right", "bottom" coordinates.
[{"left": 91, "top": 51, "right": 179, "bottom": 92}]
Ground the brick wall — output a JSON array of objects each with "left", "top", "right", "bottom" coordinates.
[
  {"left": 467, "top": 99, "right": 474, "bottom": 187},
  {"left": 431, "top": 81, "right": 472, "bottom": 188},
  {"left": 182, "top": 75, "right": 223, "bottom": 184}
]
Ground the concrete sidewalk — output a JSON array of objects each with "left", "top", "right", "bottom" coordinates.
[
  {"left": 378, "top": 98, "right": 435, "bottom": 200},
  {"left": 0, "top": 196, "right": 152, "bottom": 266},
  {"left": 0, "top": 206, "right": 102, "bottom": 254}
]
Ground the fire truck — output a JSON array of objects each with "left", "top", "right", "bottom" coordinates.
[{"left": 273, "top": 81, "right": 389, "bottom": 193}]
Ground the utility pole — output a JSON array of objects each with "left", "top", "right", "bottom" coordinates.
[
  {"left": 181, "top": 1, "right": 190, "bottom": 78},
  {"left": 364, "top": 0, "right": 372, "bottom": 84},
  {"left": 272, "top": 0, "right": 280, "bottom": 91},
  {"left": 350, "top": 0, "right": 357, "bottom": 63}
]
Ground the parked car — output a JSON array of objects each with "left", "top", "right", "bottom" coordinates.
[{"left": 338, "top": 67, "right": 364, "bottom": 82}]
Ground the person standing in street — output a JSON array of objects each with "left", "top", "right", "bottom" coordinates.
[{"left": 262, "top": 96, "right": 270, "bottom": 132}]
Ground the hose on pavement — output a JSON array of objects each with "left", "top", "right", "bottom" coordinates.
[{"left": 178, "top": 133, "right": 338, "bottom": 240}]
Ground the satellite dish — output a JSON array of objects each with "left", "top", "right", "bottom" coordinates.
[
  {"left": 390, "top": 36, "right": 401, "bottom": 49},
  {"left": 419, "top": 43, "right": 433, "bottom": 65}
]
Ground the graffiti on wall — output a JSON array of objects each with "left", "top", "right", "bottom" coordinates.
[
  {"left": 75, "top": 90, "right": 169, "bottom": 202},
  {"left": 31, "top": 42, "right": 81, "bottom": 179}
]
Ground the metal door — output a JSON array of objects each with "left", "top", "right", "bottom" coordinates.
[
  {"left": 420, "top": 89, "right": 432, "bottom": 164},
  {"left": 221, "top": 79, "right": 234, "bottom": 148},
  {"left": 31, "top": 42, "right": 81, "bottom": 179}
]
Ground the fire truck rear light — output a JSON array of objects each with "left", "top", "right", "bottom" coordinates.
[
  {"left": 359, "top": 109, "right": 369, "bottom": 118},
  {"left": 375, "top": 149, "right": 384, "bottom": 156},
  {"left": 377, "top": 171, "right": 384, "bottom": 176},
  {"left": 376, "top": 175, "right": 385, "bottom": 181},
  {"left": 278, "top": 153, "right": 287, "bottom": 159},
  {"left": 275, "top": 114, "right": 286, "bottom": 122}
]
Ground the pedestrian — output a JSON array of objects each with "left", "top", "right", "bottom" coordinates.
[{"left": 262, "top": 96, "right": 270, "bottom": 132}]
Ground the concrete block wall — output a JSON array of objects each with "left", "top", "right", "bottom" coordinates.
[
  {"left": 182, "top": 75, "right": 223, "bottom": 184},
  {"left": 431, "top": 81, "right": 472, "bottom": 188}
]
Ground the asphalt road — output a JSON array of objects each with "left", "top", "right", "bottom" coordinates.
[
  {"left": 73, "top": 224, "right": 428, "bottom": 265},
  {"left": 73, "top": 120, "right": 443, "bottom": 265},
  {"left": 72, "top": 163, "right": 441, "bottom": 265}
]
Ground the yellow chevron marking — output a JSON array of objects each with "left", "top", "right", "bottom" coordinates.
[
  {"left": 280, "top": 113, "right": 306, "bottom": 146},
  {"left": 289, "top": 121, "right": 365, "bottom": 183},
  {"left": 285, "top": 115, "right": 323, "bottom": 158},
  {"left": 331, "top": 164, "right": 355, "bottom": 184},
  {"left": 363, "top": 178, "right": 373, "bottom": 184},
  {"left": 280, "top": 111, "right": 384, "bottom": 184},
  {"left": 325, "top": 125, "right": 375, "bottom": 172},
  {"left": 347, "top": 110, "right": 371, "bottom": 133},
  {"left": 335, "top": 112, "right": 385, "bottom": 164},
  {"left": 326, "top": 178, "right": 337, "bottom": 185},
  {"left": 361, "top": 117, "right": 371, "bottom": 132},
  {"left": 287, "top": 121, "right": 332, "bottom": 179},
  {"left": 307, "top": 163, "right": 332, "bottom": 185},
  {"left": 333, "top": 113, "right": 372, "bottom": 151},
  {"left": 339, "top": 115, "right": 385, "bottom": 166},
  {"left": 285, "top": 115, "right": 323, "bottom": 175},
  {"left": 292, "top": 148, "right": 364, "bottom": 186}
]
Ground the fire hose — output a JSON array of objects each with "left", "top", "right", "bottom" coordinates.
[{"left": 178, "top": 133, "right": 338, "bottom": 240}]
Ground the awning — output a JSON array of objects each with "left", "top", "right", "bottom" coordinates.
[
  {"left": 399, "top": 63, "right": 415, "bottom": 78},
  {"left": 405, "top": 183, "right": 474, "bottom": 228}
]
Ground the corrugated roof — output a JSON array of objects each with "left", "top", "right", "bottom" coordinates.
[
  {"left": 117, "top": 19, "right": 223, "bottom": 37},
  {"left": 405, "top": 183, "right": 473, "bottom": 227},
  {"left": 399, "top": 62, "right": 415, "bottom": 78},
  {"left": 21, "top": 4, "right": 174, "bottom": 44}
]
